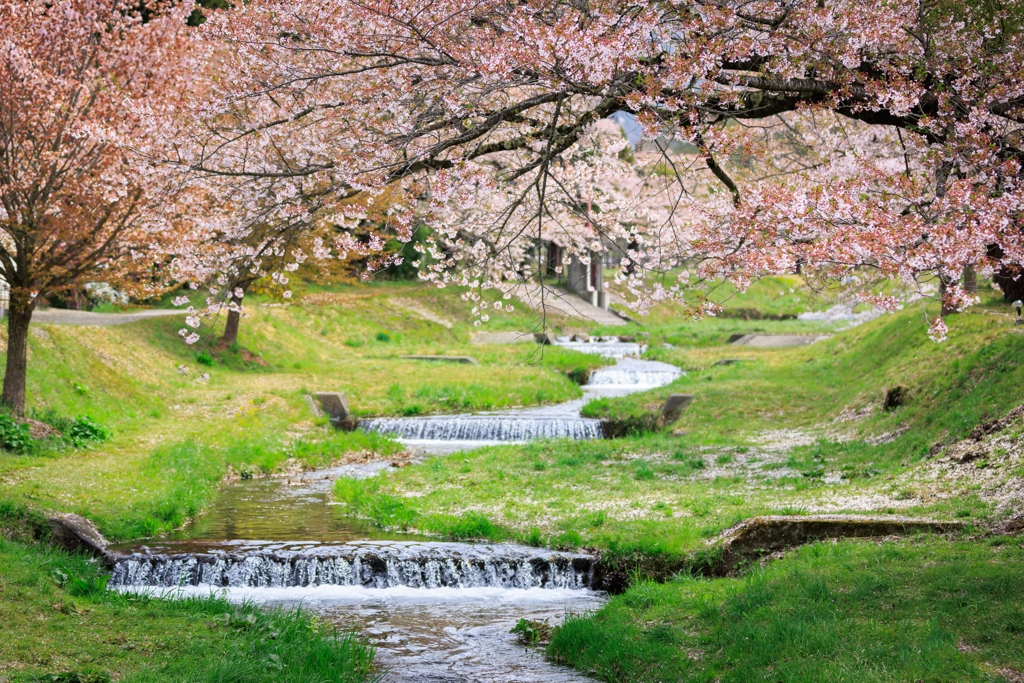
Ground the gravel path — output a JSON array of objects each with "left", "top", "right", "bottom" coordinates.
[
  {"left": 515, "top": 285, "right": 627, "bottom": 326},
  {"left": 31, "top": 308, "right": 184, "bottom": 326}
]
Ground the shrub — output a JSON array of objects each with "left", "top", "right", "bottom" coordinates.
[
  {"left": 67, "top": 574, "right": 109, "bottom": 598},
  {"left": 0, "top": 413, "right": 33, "bottom": 453},
  {"left": 566, "top": 367, "right": 592, "bottom": 385},
  {"left": 30, "top": 409, "right": 109, "bottom": 447},
  {"left": 195, "top": 350, "right": 214, "bottom": 366},
  {"left": 67, "top": 416, "right": 109, "bottom": 445}
]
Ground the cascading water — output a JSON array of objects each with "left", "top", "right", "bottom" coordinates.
[
  {"left": 586, "top": 363, "right": 681, "bottom": 389},
  {"left": 110, "top": 469, "right": 607, "bottom": 682},
  {"left": 359, "top": 415, "right": 603, "bottom": 441},
  {"left": 553, "top": 336, "right": 646, "bottom": 358},
  {"left": 109, "top": 541, "right": 594, "bottom": 590},
  {"left": 360, "top": 351, "right": 681, "bottom": 450}
]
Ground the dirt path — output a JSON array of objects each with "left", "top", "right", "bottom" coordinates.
[{"left": 31, "top": 308, "right": 184, "bottom": 326}]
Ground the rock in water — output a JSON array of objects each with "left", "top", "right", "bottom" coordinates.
[{"left": 47, "top": 513, "right": 108, "bottom": 559}]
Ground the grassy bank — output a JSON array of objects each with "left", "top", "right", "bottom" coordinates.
[
  {"left": 0, "top": 531, "right": 375, "bottom": 683},
  {"left": 548, "top": 535, "right": 1024, "bottom": 683},
  {"left": 587, "top": 294, "right": 1024, "bottom": 449},
  {"left": 3, "top": 277, "right": 1023, "bottom": 683}
]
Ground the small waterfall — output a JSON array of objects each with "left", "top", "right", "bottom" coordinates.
[
  {"left": 586, "top": 358, "right": 682, "bottom": 390},
  {"left": 109, "top": 542, "right": 595, "bottom": 590},
  {"left": 359, "top": 357, "right": 681, "bottom": 448},
  {"left": 588, "top": 368, "right": 681, "bottom": 387},
  {"left": 360, "top": 415, "right": 602, "bottom": 441},
  {"left": 553, "top": 340, "right": 644, "bottom": 358}
]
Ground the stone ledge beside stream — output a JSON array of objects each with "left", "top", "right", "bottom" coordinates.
[
  {"left": 590, "top": 515, "right": 966, "bottom": 593},
  {"left": 47, "top": 513, "right": 117, "bottom": 568}
]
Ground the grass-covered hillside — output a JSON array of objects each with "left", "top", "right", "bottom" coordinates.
[
  {"left": 1, "top": 282, "right": 606, "bottom": 541},
  {"left": 550, "top": 536, "right": 1024, "bottom": 683}
]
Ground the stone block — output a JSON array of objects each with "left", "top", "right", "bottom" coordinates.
[
  {"left": 534, "top": 332, "right": 557, "bottom": 345},
  {"left": 661, "top": 393, "right": 694, "bottom": 423},
  {"left": 312, "top": 392, "right": 355, "bottom": 430},
  {"left": 48, "top": 513, "right": 108, "bottom": 560},
  {"left": 305, "top": 394, "right": 323, "bottom": 417},
  {"left": 713, "top": 515, "right": 964, "bottom": 572}
]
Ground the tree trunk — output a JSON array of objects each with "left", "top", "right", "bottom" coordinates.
[
  {"left": 3, "top": 295, "right": 34, "bottom": 416},
  {"left": 220, "top": 283, "right": 249, "bottom": 347},
  {"left": 221, "top": 306, "right": 241, "bottom": 347},
  {"left": 963, "top": 264, "right": 977, "bottom": 295},
  {"left": 994, "top": 266, "right": 1024, "bottom": 302},
  {"left": 985, "top": 244, "right": 1024, "bottom": 302},
  {"left": 939, "top": 274, "right": 958, "bottom": 316}
]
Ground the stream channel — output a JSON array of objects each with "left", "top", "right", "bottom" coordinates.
[{"left": 109, "top": 341, "right": 681, "bottom": 682}]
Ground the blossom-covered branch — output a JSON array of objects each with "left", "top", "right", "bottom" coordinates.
[{"left": 159, "top": 0, "right": 1024, "bottom": 335}]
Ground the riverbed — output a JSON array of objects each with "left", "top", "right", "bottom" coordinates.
[{"left": 111, "top": 348, "right": 682, "bottom": 682}]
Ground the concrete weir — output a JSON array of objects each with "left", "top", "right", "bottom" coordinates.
[{"left": 109, "top": 541, "right": 596, "bottom": 590}]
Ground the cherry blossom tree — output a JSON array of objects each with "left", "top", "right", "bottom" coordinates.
[
  {"left": 166, "top": 0, "right": 1024, "bottom": 339},
  {"left": 0, "top": 0, "right": 200, "bottom": 414}
]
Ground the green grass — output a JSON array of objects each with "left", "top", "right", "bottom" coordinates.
[
  {"left": 1, "top": 282, "right": 606, "bottom": 542},
  {"left": 548, "top": 536, "right": 1024, "bottom": 683},
  {"left": 589, "top": 295, "right": 1024, "bottom": 448},
  {"left": 330, "top": 289, "right": 1022, "bottom": 566},
  {"left": 0, "top": 538, "right": 376, "bottom": 683},
  {"left": 603, "top": 273, "right": 900, "bottom": 331},
  {"left": 333, "top": 475, "right": 508, "bottom": 542},
  {"left": 332, "top": 430, "right": 996, "bottom": 564}
]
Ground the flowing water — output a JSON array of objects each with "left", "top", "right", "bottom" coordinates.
[
  {"left": 551, "top": 336, "right": 646, "bottom": 358},
  {"left": 111, "top": 348, "right": 681, "bottom": 682},
  {"left": 109, "top": 465, "right": 604, "bottom": 682},
  {"left": 361, "top": 343, "right": 680, "bottom": 453}
]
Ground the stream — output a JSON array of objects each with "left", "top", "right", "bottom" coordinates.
[{"left": 110, "top": 341, "right": 681, "bottom": 682}]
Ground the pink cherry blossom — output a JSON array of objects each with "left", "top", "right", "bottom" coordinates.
[{"left": 145, "top": 0, "right": 1024, "bottom": 342}]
